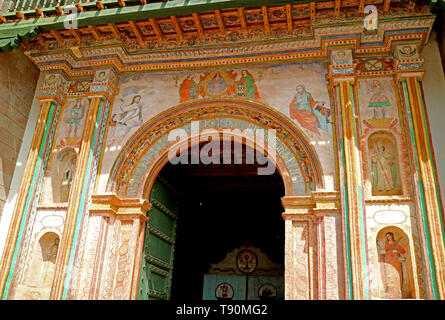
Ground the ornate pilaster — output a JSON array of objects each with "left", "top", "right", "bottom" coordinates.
[
  {"left": 49, "top": 68, "right": 117, "bottom": 300},
  {"left": 84, "top": 194, "right": 150, "bottom": 300},
  {"left": 394, "top": 44, "right": 445, "bottom": 299},
  {"left": 0, "top": 73, "right": 63, "bottom": 299},
  {"left": 281, "top": 192, "right": 342, "bottom": 300},
  {"left": 328, "top": 48, "right": 369, "bottom": 300}
]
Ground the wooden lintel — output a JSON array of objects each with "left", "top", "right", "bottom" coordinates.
[
  {"left": 37, "top": 35, "right": 46, "bottom": 48},
  {"left": 118, "top": 0, "right": 126, "bottom": 7},
  {"left": 261, "top": 6, "right": 270, "bottom": 35},
  {"left": 150, "top": 18, "right": 164, "bottom": 44},
  {"left": 215, "top": 10, "right": 225, "bottom": 35},
  {"left": 285, "top": 4, "right": 292, "bottom": 31},
  {"left": 50, "top": 30, "right": 63, "bottom": 44},
  {"left": 108, "top": 23, "right": 120, "bottom": 39},
  {"left": 335, "top": 0, "right": 340, "bottom": 17},
  {"left": 129, "top": 21, "right": 146, "bottom": 46},
  {"left": 384, "top": 0, "right": 391, "bottom": 14},
  {"left": 71, "top": 29, "right": 81, "bottom": 43},
  {"left": 237, "top": 8, "right": 247, "bottom": 36},
  {"left": 170, "top": 16, "right": 184, "bottom": 41},
  {"left": 310, "top": 2, "right": 315, "bottom": 21},
  {"left": 89, "top": 25, "right": 100, "bottom": 41},
  {"left": 359, "top": 0, "right": 365, "bottom": 13},
  {"left": 192, "top": 13, "right": 204, "bottom": 39}
]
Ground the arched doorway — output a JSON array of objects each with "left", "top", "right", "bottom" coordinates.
[
  {"left": 138, "top": 139, "right": 286, "bottom": 300},
  {"left": 104, "top": 99, "right": 326, "bottom": 300}
]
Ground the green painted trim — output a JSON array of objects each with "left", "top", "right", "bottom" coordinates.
[
  {"left": 61, "top": 98, "right": 104, "bottom": 300},
  {"left": 401, "top": 79, "right": 439, "bottom": 300},
  {"left": 336, "top": 85, "right": 353, "bottom": 300},
  {"left": 348, "top": 83, "right": 369, "bottom": 299},
  {"left": 2, "top": 101, "right": 56, "bottom": 300},
  {"left": 416, "top": 79, "right": 445, "bottom": 249}
]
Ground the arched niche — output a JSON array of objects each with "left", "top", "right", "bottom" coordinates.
[
  {"left": 25, "top": 232, "right": 60, "bottom": 288},
  {"left": 368, "top": 131, "right": 402, "bottom": 196},
  {"left": 375, "top": 226, "right": 414, "bottom": 299},
  {"left": 51, "top": 147, "right": 77, "bottom": 203}
]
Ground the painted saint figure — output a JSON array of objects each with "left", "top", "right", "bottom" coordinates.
[
  {"left": 378, "top": 232, "right": 407, "bottom": 298},
  {"left": 371, "top": 142, "right": 398, "bottom": 193},
  {"left": 367, "top": 80, "right": 391, "bottom": 119},
  {"left": 289, "top": 85, "right": 329, "bottom": 134},
  {"left": 179, "top": 75, "right": 198, "bottom": 102},
  {"left": 109, "top": 94, "right": 144, "bottom": 145},
  {"left": 237, "top": 70, "right": 260, "bottom": 99},
  {"left": 65, "top": 99, "right": 85, "bottom": 138}
]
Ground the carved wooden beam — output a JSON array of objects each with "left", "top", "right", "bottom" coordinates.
[
  {"left": 89, "top": 25, "right": 100, "bottom": 41},
  {"left": 129, "top": 21, "right": 145, "bottom": 46},
  {"left": 37, "top": 35, "right": 46, "bottom": 48},
  {"left": 335, "top": 0, "right": 340, "bottom": 17},
  {"left": 285, "top": 4, "right": 292, "bottom": 32},
  {"left": 310, "top": 2, "right": 315, "bottom": 21},
  {"left": 215, "top": 10, "right": 225, "bottom": 36},
  {"left": 359, "top": 0, "right": 365, "bottom": 13},
  {"left": 384, "top": 0, "right": 391, "bottom": 14},
  {"left": 238, "top": 8, "right": 247, "bottom": 37},
  {"left": 192, "top": 13, "right": 204, "bottom": 40},
  {"left": 150, "top": 18, "right": 164, "bottom": 44},
  {"left": 170, "top": 16, "right": 184, "bottom": 42},
  {"left": 262, "top": 6, "right": 270, "bottom": 35},
  {"left": 16, "top": 11, "right": 25, "bottom": 20},
  {"left": 108, "top": 23, "right": 120, "bottom": 40},
  {"left": 51, "top": 29, "right": 63, "bottom": 44},
  {"left": 71, "top": 29, "right": 82, "bottom": 43}
]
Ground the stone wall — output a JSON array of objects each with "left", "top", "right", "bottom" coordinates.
[{"left": 0, "top": 49, "right": 40, "bottom": 219}]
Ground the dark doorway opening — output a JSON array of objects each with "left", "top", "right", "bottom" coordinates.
[{"left": 153, "top": 141, "right": 285, "bottom": 300}]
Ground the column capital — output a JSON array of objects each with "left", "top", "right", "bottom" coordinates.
[
  {"left": 36, "top": 72, "right": 65, "bottom": 105},
  {"left": 90, "top": 193, "right": 151, "bottom": 221},
  {"left": 326, "top": 48, "right": 357, "bottom": 87},
  {"left": 87, "top": 68, "right": 119, "bottom": 102},
  {"left": 393, "top": 44, "right": 425, "bottom": 82}
]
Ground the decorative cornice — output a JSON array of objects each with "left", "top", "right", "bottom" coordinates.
[{"left": 90, "top": 193, "right": 151, "bottom": 219}]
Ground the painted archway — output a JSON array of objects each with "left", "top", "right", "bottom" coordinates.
[{"left": 107, "top": 99, "right": 323, "bottom": 197}]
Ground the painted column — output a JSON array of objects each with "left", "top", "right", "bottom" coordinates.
[
  {"left": 49, "top": 69, "right": 117, "bottom": 300},
  {"left": 328, "top": 49, "right": 369, "bottom": 300},
  {"left": 394, "top": 44, "right": 445, "bottom": 299},
  {"left": 0, "top": 73, "right": 64, "bottom": 299},
  {"left": 312, "top": 192, "right": 342, "bottom": 300},
  {"left": 282, "top": 195, "right": 316, "bottom": 300}
]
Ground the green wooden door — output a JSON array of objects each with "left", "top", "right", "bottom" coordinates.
[{"left": 137, "top": 177, "right": 179, "bottom": 300}]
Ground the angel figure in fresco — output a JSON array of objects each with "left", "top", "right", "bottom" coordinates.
[
  {"left": 371, "top": 142, "right": 398, "bottom": 193},
  {"left": 378, "top": 232, "right": 407, "bottom": 298},
  {"left": 367, "top": 80, "right": 391, "bottom": 119},
  {"left": 236, "top": 70, "right": 260, "bottom": 99},
  {"left": 289, "top": 84, "right": 329, "bottom": 135},
  {"left": 65, "top": 98, "right": 86, "bottom": 138},
  {"left": 108, "top": 94, "right": 145, "bottom": 146},
  {"left": 179, "top": 75, "right": 199, "bottom": 102}
]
